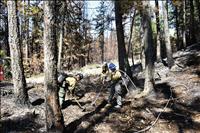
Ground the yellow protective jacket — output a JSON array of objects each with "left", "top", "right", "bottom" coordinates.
[
  {"left": 111, "top": 70, "right": 121, "bottom": 81},
  {"left": 65, "top": 77, "right": 77, "bottom": 92}
]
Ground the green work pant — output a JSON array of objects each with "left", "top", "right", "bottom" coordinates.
[
  {"left": 108, "top": 82, "right": 122, "bottom": 106},
  {"left": 58, "top": 87, "right": 66, "bottom": 106}
]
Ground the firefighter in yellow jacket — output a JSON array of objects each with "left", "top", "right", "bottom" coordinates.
[
  {"left": 107, "top": 63, "right": 123, "bottom": 109},
  {"left": 58, "top": 73, "right": 83, "bottom": 108}
]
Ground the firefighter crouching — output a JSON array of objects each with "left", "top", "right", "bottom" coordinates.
[{"left": 58, "top": 73, "right": 83, "bottom": 108}]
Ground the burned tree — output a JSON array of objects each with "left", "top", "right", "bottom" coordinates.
[{"left": 43, "top": 1, "right": 64, "bottom": 132}]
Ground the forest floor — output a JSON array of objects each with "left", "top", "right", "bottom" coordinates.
[{"left": 1, "top": 44, "right": 200, "bottom": 133}]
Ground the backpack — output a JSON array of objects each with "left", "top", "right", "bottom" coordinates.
[{"left": 58, "top": 72, "right": 68, "bottom": 84}]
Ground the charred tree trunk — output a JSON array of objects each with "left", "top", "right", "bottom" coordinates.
[
  {"left": 162, "top": 0, "right": 174, "bottom": 68},
  {"left": 114, "top": 0, "right": 132, "bottom": 77},
  {"left": 43, "top": 1, "right": 64, "bottom": 132},
  {"left": 4, "top": 15, "right": 10, "bottom": 56},
  {"left": 155, "top": 0, "right": 162, "bottom": 62},
  {"left": 7, "top": 0, "right": 29, "bottom": 105},
  {"left": 141, "top": 1, "right": 155, "bottom": 96}
]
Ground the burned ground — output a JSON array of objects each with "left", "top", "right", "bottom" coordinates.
[{"left": 1, "top": 45, "right": 200, "bottom": 133}]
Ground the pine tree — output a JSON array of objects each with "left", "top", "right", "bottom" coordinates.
[
  {"left": 43, "top": 1, "right": 64, "bottom": 132},
  {"left": 7, "top": 0, "right": 29, "bottom": 105}
]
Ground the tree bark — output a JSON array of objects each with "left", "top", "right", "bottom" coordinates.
[
  {"left": 155, "top": 0, "right": 162, "bottom": 62},
  {"left": 57, "top": 1, "right": 65, "bottom": 71},
  {"left": 195, "top": 0, "right": 200, "bottom": 22},
  {"left": 139, "top": 19, "right": 145, "bottom": 70},
  {"left": 162, "top": 0, "right": 174, "bottom": 68},
  {"left": 43, "top": 1, "right": 64, "bottom": 132},
  {"left": 189, "top": 0, "right": 196, "bottom": 44},
  {"left": 175, "top": 6, "right": 180, "bottom": 50},
  {"left": 4, "top": 15, "right": 10, "bottom": 56},
  {"left": 127, "top": 10, "right": 136, "bottom": 65},
  {"left": 7, "top": 0, "right": 29, "bottom": 105},
  {"left": 182, "top": 0, "right": 187, "bottom": 48},
  {"left": 141, "top": 1, "right": 155, "bottom": 96},
  {"left": 100, "top": 31, "right": 104, "bottom": 63},
  {"left": 57, "top": 26, "right": 63, "bottom": 71},
  {"left": 87, "top": 43, "right": 91, "bottom": 63},
  {"left": 24, "top": 0, "right": 29, "bottom": 63},
  {"left": 114, "top": 0, "right": 132, "bottom": 77}
]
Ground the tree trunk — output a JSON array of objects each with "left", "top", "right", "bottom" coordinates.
[
  {"left": 141, "top": 1, "right": 155, "bottom": 96},
  {"left": 100, "top": 31, "right": 104, "bottom": 63},
  {"left": 127, "top": 10, "right": 136, "bottom": 65},
  {"left": 24, "top": 0, "right": 29, "bottom": 63},
  {"left": 7, "top": 0, "right": 29, "bottom": 105},
  {"left": 155, "top": 0, "right": 162, "bottom": 62},
  {"left": 182, "top": 0, "right": 187, "bottom": 48},
  {"left": 43, "top": 1, "right": 64, "bottom": 132},
  {"left": 87, "top": 43, "right": 90, "bottom": 64},
  {"left": 175, "top": 6, "right": 180, "bottom": 50},
  {"left": 114, "top": 0, "right": 132, "bottom": 77},
  {"left": 162, "top": 0, "right": 174, "bottom": 68},
  {"left": 17, "top": 1, "right": 23, "bottom": 51},
  {"left": 57, "top": 1, "right": 65, "bottom": 71},
  {"left": 189, "top": 0, "right": 196, "bottom": 44},
  {"left": 57, "top": 26, "right": 63, "bottom": 71},
  {"left": 195, "top": 0, "right": 200, "bottom": 22},
  {"left": 5, "top": 15, "right": 10, "bottom": 56},
  {"left": 139, "top": 19, "right": 145, "bottom": 70}
]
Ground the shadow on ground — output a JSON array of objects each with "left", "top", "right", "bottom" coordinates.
[
  {"left": 64, "top": 100, "right": 117, "bottom": 133},
  {"left": 31, "top": 98, "right": 45, "bottom": 106},
  {"left": 0, "top": 112, "right": 43, "bottom": 133}
]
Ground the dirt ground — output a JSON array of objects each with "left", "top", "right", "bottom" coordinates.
[{"left": 1, "top": 45, "right": 200, "bottom": 133}]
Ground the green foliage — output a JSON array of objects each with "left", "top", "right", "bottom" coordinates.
[
  {"left": 151, "top": 21, "right": 157, "bottom": 34},
  {"left": 0, "top": 50, "right": 6, "bottom": 58},
  {"left": 61, "top": 0, "right": 93, "bottom": 69},
  {"left": 93, "top": 1, "right": 110, "bottom": 37},
  {"left": 167, "top": 0, "right": 176, "bottom": 29},
  {"left": 119, "top": 0, "right": 135, "bottom": 15}
]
